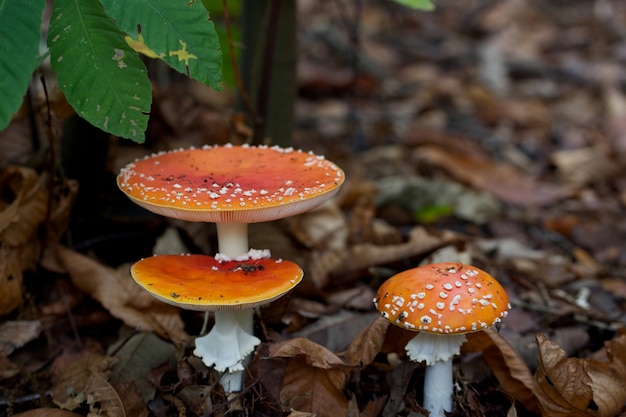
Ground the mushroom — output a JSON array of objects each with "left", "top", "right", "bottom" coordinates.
[
  {"left": 373, "top": 262, "right": 510, "bottom": 417},
  {"left": 117, "top": 144, "right": 345, "bottom": 390},
  {"left": 130, "top": 252, "right": 303, "bottom": 392}
]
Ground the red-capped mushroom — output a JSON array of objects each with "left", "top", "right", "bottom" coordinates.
[
  {"left": 373, "top": 262, "right": 510, "bottom": 417},
  {"left": 117, "top": 143, "right": 345, "bottom": 258},
  {"left": 131, "top": 252, "right": 303, "bottom": 392},
  {"left": 117, "top": 144, "right": 345, "bottom": 391}
]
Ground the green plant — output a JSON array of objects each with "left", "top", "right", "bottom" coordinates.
[
  {"left": 390, "top": 0, "right": 436, "bottom": 11},
  {"left": 0, "top": 0, "right": 222, "bottom": 143}
]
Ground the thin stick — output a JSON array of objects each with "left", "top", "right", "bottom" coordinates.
[
  {"left": 222, "top": 0, "right": 257, "bottom": 127},
  {"left": 253, "top": 0, "right": 282, "bottom": 145},
  {"left": 38, "top": 75, "right": 56, "bottom": 265}
]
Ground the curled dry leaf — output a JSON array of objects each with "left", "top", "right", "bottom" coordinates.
[
  {"left": 51, "top": 354, "right": 116, "bottom": 410},
  {"left": 343, "top": 316, "right": 388, "bottom": 367},
  {"left": 0, "top": 166, "right": 47, "bottom": 315},
  {"left": 418, "top": 145, "right": 576, "bottom": 206},
  {"left": 534, "top": 333, "right": 626, "bottom": 417},
  {"left": 12, "top": 409, "right": 85, "bottom": 417},
  {"left": 307, "top": 226, "right": 458, "bottom": 289},
  {"left": 287, "top": 199, "right": 349, "bottom": 251},
  {"left": 51, "top": 353, "right": 147, "bottom": 417},
  {"left": 269, "top": 337, "right": 348, "bottom": 370},
  {"left": 463, "top": 329, "right": 541, "bottom": 414},
  {"left": 0, "top": 320, "right": 42, "bottom": 356},
  {"left": 269, "top": 338, "right": 349, "bottom": 417},
  {"left": 56, "top": 246, "right": 187, "bottom": 345}
]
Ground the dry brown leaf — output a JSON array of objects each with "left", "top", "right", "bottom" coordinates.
[
  {"left": 534, "top": 333, "right": 626, "bottom": 417},
  {"left": 0, "top": 166, "right": 47, "bottom": 245},
  {"left": 279, "top": 355, "right": 348, "bottom": 417},
  {"left": 269, "top": 338, "right": 349, "bottom": 416},
  {"left": 0, "top": 353, "right": 20, "bottom": 380},
  {"left": 307, "top": 226, "right": 458, "bottom": 289},
  {"left": 0, "top": 320, "right": 42, "bottom": 356},
  {"left": 112, "top": 381, "right": 149, "bottom": 417},
  {"left": 287, "top": 199, "right": 349, "bottom": 251},
  {"left": 269, "top": 337, "right": 348, "bottom": 370},
  {"left": 343, "top": 316, "right": 388, "bottom": 367},
  {"left": 0, "top": 245, "right": 26, "bottom": 315},
  {"left": 52, "top": 354, "right": 148, "bottom": 417},
  {"left": 463, "top": 330, "right": 540, "bottom": 414},
  {"left": 177, "top": 385, "right": 213, "bottom": 416},
  {"left": 0, "top": 166, "right": 48, "bottom": 315},
  {"left": 418, "top": 145, "right": 575, "bottom": 206},
  {"left": 56, "top": 246, "right": 187, "bottom": 345},
  {"left": 13, "top": 409, "right": 84, "bottom": 417},
  {"left": 51, "top": 354, "right": 118, "bottom": 411}
]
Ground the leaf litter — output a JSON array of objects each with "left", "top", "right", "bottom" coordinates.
[{"left": 2, "top": 0, "right": 626, "bottom": 416}]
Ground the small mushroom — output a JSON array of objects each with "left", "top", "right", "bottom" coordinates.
[
  {"left": 373, "top": 262, "right": 510, "bottom": 417},
  {"left": 130, "top": 252, "right": 303, "bottom": 392}
]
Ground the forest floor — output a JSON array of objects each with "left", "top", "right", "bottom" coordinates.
[{"left": 2, "top": 1, "right": 626, "bottom": 416}]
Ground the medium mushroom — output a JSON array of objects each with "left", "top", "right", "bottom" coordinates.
[
  {"left": 130, "top": 252, "right": 303, "bottom": 392},
  {"left": 117, "top": 144, "right": 344, "bottom": 390},
  {"left": 373, "top": 262, "right": 510, "bottom": 417}
]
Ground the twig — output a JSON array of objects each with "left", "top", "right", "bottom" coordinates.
[
  {"left": 253, "top": 0, "right": 282, "bottom": 145},
  {"left": 222, "top": 0, "right": 257, "bottom": 129},
  {"left": 38, "top": 75, "right": 57, "bottom": 265},
  {"left": 201, "top": 377, "right": 259, "bottom": 416}
]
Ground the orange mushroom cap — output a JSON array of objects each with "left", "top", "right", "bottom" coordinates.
[
  {"left": 374, "top": 262, "right": 509, "bottom": 334},
  {"left": 117, "top": 144, "right": 345, "bottom": 223},
  {"left": 131, "top": 254, "right": 303, "bottom": 311}
]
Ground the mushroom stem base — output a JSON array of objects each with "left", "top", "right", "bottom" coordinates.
[{"left": 193, "top": 310, "right": 260, "bottom": 392}]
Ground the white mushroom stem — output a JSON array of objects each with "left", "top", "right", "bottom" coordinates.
[
  {"left": 211, "top": 222, "right": 256, "bottom": 393},
  {"left": 215, "top": 222, "right": 254, "bottom": 340},
  {"left": 216, "top": 223, "right": 249, "bottom": 257},
  {"left": 193, "top": 310, "right": 260, "bottom": 391},
  {"left": 405, "top": 332, "right": 467, "bottom": 417}
]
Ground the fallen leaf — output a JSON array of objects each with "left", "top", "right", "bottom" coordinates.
[
  {"left": 417, "top": 145, "right": 576, "bottom": 206},
  {"left": 108, "top": 331, "right": 177, "bottom": 402},
  {"left": 0, "top": 166, "right": 47, "bottom": 246},
  {"left": 279, "top": 355, "right": 348, "bottom": 417},
  {"left": 0, "top": 353, "right": 20, "bottom": 379},
  {"left": 177, "top": 385, "right": 213, "bottom": 416},
  {"left": 287, "top": 199, "right": 349, "bottom": 251},
  {"left": 0, "top": 320, "right": 42, "bottom": 356},
  {"left": 463, "top": 329, "right": 541, "bottom": 414},
  {"left": 0, "top": 166, "right": 48, "bottom": 315},
  {"left": 51, "top": 354, "right": 118, "bottom": 411},
  {"left": 308, "top": 226, "right": 458, "bottom": 289},
  {"left": 13, "top": 410, "right": 84, "bottom": 417},
  {"left": 269, "top": 337, "right": 348, "bottom": 370},
  {"left": 343, "top": 316, "right": 388, "bottom": 367},
  {"left": 112, "top": 380, "right": 149, "bottom": 417},
  {"left": 290, "top": 310, "right": 379, "bottom": 353},
  {"left": 533, "top": 333, "right": 626, "bottom": 417},
  {"left": 56, "top": 247, "right": 188, "bottom": 345},
  {"left": 269, "top": 338, "right": 349, "bottom": 417}
]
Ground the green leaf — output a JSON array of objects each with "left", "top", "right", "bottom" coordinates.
[
  {"left": 101, "top": 0, "right": 223, "bottom": 90},
  {"left": 48, "top": 0, "right": 152, "bottom": 142},
  {"left": 390, "top": 0, "right": 436, "bottom": 11},
  {"left": 0, "top": 0, "right": 45, "bottom": 130}
]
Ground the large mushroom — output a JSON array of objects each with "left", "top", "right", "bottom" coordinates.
[
  {"left": 117, "top": 144, "right": 344, "bottom": 390},
  {"left": 130, "top": 252, "right": 303, "bottom": 392},
  {"left": 373, "top": 262, "right": 510, "bottom": 417},
  {"left": 117, "top": 144, "right": 345, "bottom": 257}
]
